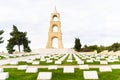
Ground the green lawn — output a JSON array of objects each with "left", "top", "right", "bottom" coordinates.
[
  {"left": 5, "top": 68, "right": 37, "bottom": 80},
  {"left": 0, "top": 56, "right": 5, "bottom": 59},
  {"left": 4, "top": 68, "right": 120, "bottom": 80}
]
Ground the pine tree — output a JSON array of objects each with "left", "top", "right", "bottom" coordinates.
[{"left": 6, "top": 25, "right": 31, "bottom": 54}]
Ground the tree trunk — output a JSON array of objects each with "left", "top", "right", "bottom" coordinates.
[{"left": 18, "top": 45, "right": 20, "bottom": 52}]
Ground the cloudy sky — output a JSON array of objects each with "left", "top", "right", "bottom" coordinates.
[{"left": 0, "top": 0, "right": 120, "bottom": 52}]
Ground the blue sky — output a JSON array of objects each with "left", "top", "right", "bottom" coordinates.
[{"left": 0, "top": 0, "right": 120, "bottom": 52}]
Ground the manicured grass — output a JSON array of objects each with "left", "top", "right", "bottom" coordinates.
[
  {"left": 4, "top": 68, "right": 120, "bottom": 80},
  {"left": 52, "top": 68, "right": 84, "bottom": 80},
  {"left": 5, "top": 68, "right": 37, "bottom": 80},
  {"left": 0, "top": 56, "right": 5, "bottom": 59},
  {"left": 4, "top": 68, "right": 84, "bottom": 80},
  {"left": 18, "top": 62, "right": 32, "bottom": 65},
  {"left": 98, "top": 69, "right": 120, "bottom": 80},
  {"left": 61, "top": 54, "right": 77, "bottom": 65}
]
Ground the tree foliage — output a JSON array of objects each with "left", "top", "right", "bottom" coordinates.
[
  {"left": 74, "top": 38, "right": 82, "bottom": 52},
  {"left": 0, "top": 30, "right": 4, "bottom": 44},
  {"left": 81, "top": 45, "right": 107, "bottom": 53},
  {"left": 80, "top": 42, "right": 120, "bottom": 53},
  {"left": 6, "top": 25, "right": 31, "bottom": 54},
  {"left": 108, "top": 42, "right": 120, "bottom": 52}
]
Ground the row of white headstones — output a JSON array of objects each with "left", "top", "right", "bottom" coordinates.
[
  {"left": 76, "top": 54, "right": 119, "bottom": 63},
  {"left": 1, "top": 64, "right": 120, "bottom": 80},
  {"left": 0, "top": 53, "right": 119, "bottom": 65},
  {"left": 0, "top": 53, "right": 120, "bottom": 80},
  {"left": 0, "top": 53, "right": 32, "bottom": 59}
]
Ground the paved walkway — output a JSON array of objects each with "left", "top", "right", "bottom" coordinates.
[{"left": 0, "top": 64, "right": 119, "bottom": 68}]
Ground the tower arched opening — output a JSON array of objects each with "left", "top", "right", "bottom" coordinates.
[
  {"left": 52, "top": 26, "right": 58, "bottom": 32},
  {"left": 52, "top": 37, "right": 58, "bottom": 48},
  {"left": 53, "top": 15, "right": 59, "bottom": 21}
]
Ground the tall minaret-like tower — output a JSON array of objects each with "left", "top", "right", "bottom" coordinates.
[{"left": 46, "top": 7, "right": 63, "bottom": 48}]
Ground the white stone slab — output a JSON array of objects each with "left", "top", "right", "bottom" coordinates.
[
  {"left": 83, "top": 71, "right": 98, "bottom": 80},
  {"left": 48, "top": 65, "right": 58, "bottom": 70},
  {"left": 17, "top": 65, "right": 28, "bottom": 70},
  {"left": 54, "top": 57, "right": 59, "bottom": 60},
  {"left": 29, "top": 58, "right": 35, "bottom": 61},
  {"left": 26, "top": 60, "right": 33, "bottom": 63},
  {"left": 86, "top": 59, "right": 93, "bottom": 63},
  {"left": 96, "top": 57, "right": 101, "bottom": 60},
  {"left": 32, "top": 61, "right": 39, "bottom": 65},
  {"left": 101, "top": 56, "right": 105, "bottom": 59},
  {"left": 63, "top": 66, "right": 74, "bottom": 73},
  {"left": 40, "top": 58, "right": 46, "bottom": 61},
  {"left": 77, "top": 61, "right": 84, "bottom": 64},
  {"left": 67, "top": 60, "right": 73, "bottom": 62},
  {"left": 55, "top": 61, "right": 62, "bottom": 64},
  {"left": 26, "top": 67, "right": 38, "bottom": 73},
  {"left": 0, "top": 61, "right": 8, "bottom": 65},
  {"left": 0, "top": 72, "right": 9, "bottom": 80},
  {"left": 107, "top": 59, "right": 114, "bottom": 62},
  {"left": 94, "top": 59, "right": 100, "bottom": 62},
  {"left": 79, "top": 65, "right": 89, "bottom": 70},
  {"left": 113, "top": 59, "right": 119, "bottom": 62},
  {"left": 0, "top": 68, "right": 3, "bottom": 72},
  {"left": 111, "top": 65, "right": 120, "bottom": 69},
  {"left": 37, "top": 72, "right": 52, "bottom": 80},
  {"left": 99, "top": 66, "right": 112, "bottom": 72},
  {"left": 46, "top": 60, "right": 53, "bottom": 63},
  {"left": 46, "top": 58, "right": 50, "bottom": 61},
  {"left": 100, "top": 61, "right": 108, "bottom": 64},
  {"left": 82, "top": 57, "right": 86, "bottom": 59},
  {"left": 10, "top": 61, "right": 18, "bottom": 65}
]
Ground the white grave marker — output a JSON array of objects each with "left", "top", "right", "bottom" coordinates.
[
  {"left": 26, "top": 60, "right": 33, "bottom": 63},
  {"left": 26, "top": 67, "right": 38, "bottom": 73},
  {"left": 79, "top": 65, "right": 89, "bottom": 70},
  {"left": 63, "top": 66, "right": 74, "bottom": 73},
  {"left": 67, "top": 60, "right": 73, "bottom": 62},
  {"left": 46, "top": 60, "right": 53, "bottom": 63},
  {"left": 100, "top": 61, "right": 108, "bottom": 64},
  {"left": 99, "top": 66, "right": 112, "bottom": 72},
  {"left": 32, "top": 61, "right": 39, "bottom": 65},
  {"left": 86, "top": 59, "right": 93, "bottom": 63},
  {"left": 18, "top": 65, "right": 28, "bottom": 70},
  {"left": 77, "top": 61, "right": 84, "bottom": 64},
  {"left": 48, "top": 65, "right": 58, "bottom": 70},
  {"left": 10, "top": 61, "right": 18, "bottom": 65},
  {"left": 0, "top": 72, "right": 9, "bottom": 80},
  {"left": 83, "top": 71, "right": 98, "bottom": 80},
  {"left": 55, "top": 61, "right": 62, "bottom": 64},
  {"left": 0, "top": 68, "right": 3, "bottom": 72},
  {"left": 111, "top": 65, "right": 120, "bottom": 69},
  {"left": 37, "top": 72, "right": 52, "bottom": 80}
]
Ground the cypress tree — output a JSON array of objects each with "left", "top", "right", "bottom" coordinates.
[
  {"left": 0, "top": 30, "right": 4, "bottom": 44},
  {"left": 74, "top": 38, "right": 82, "bottom": 52}
]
